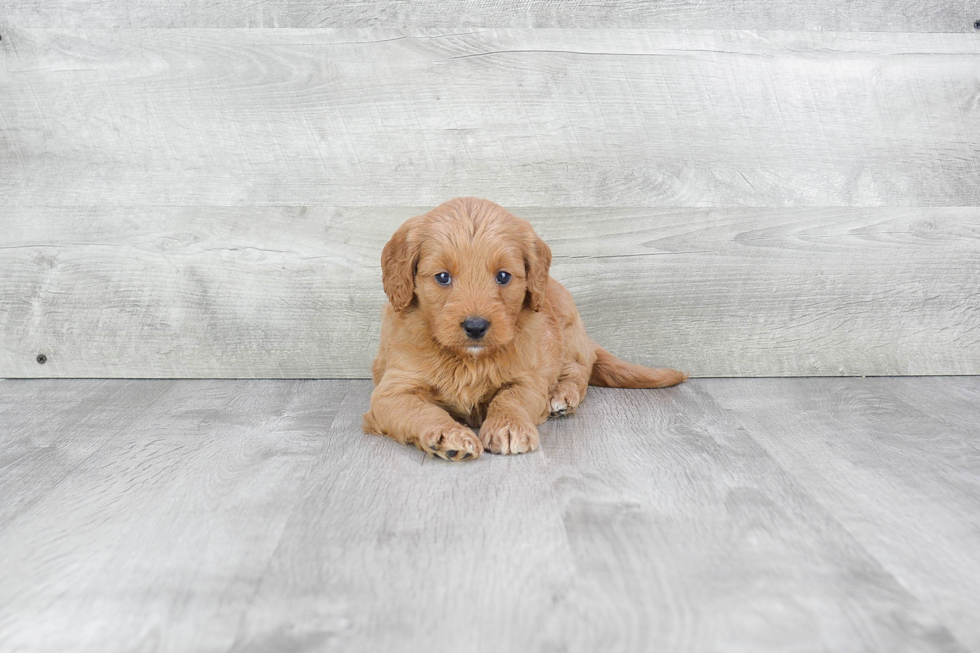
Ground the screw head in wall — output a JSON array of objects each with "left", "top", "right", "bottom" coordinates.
[{"left": 36, "top": 354, "right": 47, "bottom": 364}]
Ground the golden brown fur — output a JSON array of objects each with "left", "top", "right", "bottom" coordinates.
[{"left": 362, "top": 197, "right": 686, "bottom": 461}]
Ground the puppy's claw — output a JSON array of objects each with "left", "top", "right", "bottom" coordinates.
[
  {"left": 548, "top": 384, "right": 583, "bottom": 418},
  {"left": 549, "top": 402, "right": 569, "bottom": 418},
  {"left": 417, "top": 425, "right": 482, "bottom": 462}
]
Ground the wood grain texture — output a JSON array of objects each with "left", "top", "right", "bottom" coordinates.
[
  {"left": 2, "top": 0, "right": 977, "bottom": 31},
  {"left": 0, "top": 379, "right": 349, "bottom": 652},
  {"left": 2, "top": 29, "right": 979, "bottom": 207},
  {"left": 2, "top": 206, "right": 977, "bottom": 378},
  {"left": 541, "top": 383, "right": 966, "bottom": 652},
  {"left": 229, "top": 381, "right": 577, "bottom": 653},
  {"left": 3, "top": 377, "right": 978, "bottom": 652},
  {"left": 702, "top": 377, "right": 980, "bottom": 652},
  {"left": 0, "top": 379, "right": 174, "bottom": 525},
  {"left": 882, "top": 376, "right": 980, "bottom": 427}
]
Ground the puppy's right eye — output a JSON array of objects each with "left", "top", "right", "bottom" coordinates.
[{"left": 434, "top": 272, "right": 452, "bottom": 286}]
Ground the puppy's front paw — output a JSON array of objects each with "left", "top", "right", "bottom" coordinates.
[
  {"left": 480, "top": 416, "right": 540, "bottom": 455},
  {"left": 416, "top": 424, "right": 483, "bottom": 461},
  {"left": 548, "top": 382, "right": 583, "bottom": 417}
]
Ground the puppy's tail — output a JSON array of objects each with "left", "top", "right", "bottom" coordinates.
[{"left": 589, "top": 345, "right": 688, "bottom": 389}]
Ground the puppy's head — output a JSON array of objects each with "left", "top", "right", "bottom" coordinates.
[{"left": 381, "top": 197, "right": 551, "bottom": 355}]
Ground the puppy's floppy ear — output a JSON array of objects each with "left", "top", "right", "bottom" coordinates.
[
  {"left": 524, "top": 232, "right": 552, "bottom": 312},
  {"left": 381, "top": 216, "right": 424, "bottom": 311}
]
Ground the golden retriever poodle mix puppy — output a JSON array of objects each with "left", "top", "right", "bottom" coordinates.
[{"left": 363, "top": 197, "right": 686, "bottom": 461}]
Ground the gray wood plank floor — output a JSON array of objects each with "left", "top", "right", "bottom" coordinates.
[{"left": 1, "top": 377, "right": 978, "bottom": 652}]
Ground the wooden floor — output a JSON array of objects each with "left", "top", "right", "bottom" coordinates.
[{"left": 1, "top": 377, "right": 979, "bottom": 653}]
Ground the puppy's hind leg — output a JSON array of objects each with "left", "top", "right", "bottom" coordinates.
[{"left": 548, "top": 359, "right": 590, "bottom": 417}]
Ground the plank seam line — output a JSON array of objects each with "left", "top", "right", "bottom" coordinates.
[
  {"left": 698, "top": 382, "right": 977, "bottom": 651},
  {"left": 223, "top": 381, "right": 355, "bottom": 652},
  {"left": 0, "top": 381, "right": 173, "bottom": 532}
]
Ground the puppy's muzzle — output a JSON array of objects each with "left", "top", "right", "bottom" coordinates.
[{"left": 461, "top": 317, "right": 490, "bottom": 340}]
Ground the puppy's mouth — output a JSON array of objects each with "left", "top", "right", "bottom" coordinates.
[{"left": 464, "top": 345, "right": 487, "bottom": 357}]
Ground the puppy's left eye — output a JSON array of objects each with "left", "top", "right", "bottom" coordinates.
[
  {"left": 496, "top": 271, "right": 512, "bottom": 285},
  {"left": 434, "top": 272, "right": 452, "bottom": 286}
]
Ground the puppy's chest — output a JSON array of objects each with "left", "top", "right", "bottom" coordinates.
[{"left": 432, "top": 367, "right": 508, "bottom": 427}]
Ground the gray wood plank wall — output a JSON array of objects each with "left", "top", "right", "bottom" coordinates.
[
  {"left": 2, "top": 206, "right": 978, "bottom": 378},
  {"left": 1, "top": 10, "right": 978, "bottom": 378},
  {"left": 3, "top": 1, "right": 978, "bottom": 31}
]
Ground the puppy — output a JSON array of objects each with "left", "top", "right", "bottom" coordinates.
[{"left": 362, "top": 197, "right": 686, "bottom": 461}]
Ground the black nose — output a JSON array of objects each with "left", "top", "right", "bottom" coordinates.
[{"left": 462, "top": 317, "right": 490, "bottom": 339}]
